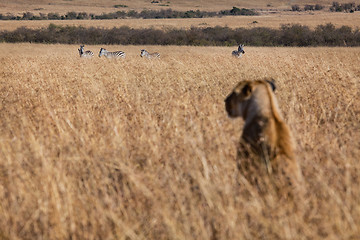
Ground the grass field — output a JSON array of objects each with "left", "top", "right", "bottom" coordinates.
[
  {"left": 1, "top": 11, "right": 360, "bottom": 31},
  {"left": 1, "top": 0, "right": 359, "bottom": 34},
  {"left": 0, "top": 0, "right": 356, "bottom": 14},
  {"left": 0, "top": 43, "right": 359, "bottom": 239}
]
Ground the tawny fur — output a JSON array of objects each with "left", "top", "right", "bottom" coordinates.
[{"left": 225, "top": 78, "right": 296, "bottom": 174}]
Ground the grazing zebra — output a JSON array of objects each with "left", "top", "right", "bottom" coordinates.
[
  {"left": 140, "top": 49, "right": 160, "bottom": 59},
  {"left": 232, "top": 44, "right": 245, "bottom": 58},
  {"left": 99, "top": 48, "right": 126, "bottom": 59},
  {"left": 78, "top": 45, "right": 94, "bottom": 58}
]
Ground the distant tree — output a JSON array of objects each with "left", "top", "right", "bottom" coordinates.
[
  {"left": 65, "top": 12, "right": 77, "bottom": 19},
  {"left": 315, "top": 4, "right": 324, "bottom": 10},
  {"left": 291, "top": 5, "right": 301, "bottom": 11},
  {"left": 22, "top": 12, "right": 34, "bottom": 20},
  {"left": 304, "top": 5, "right": 315, "bottom": 11},
  {"left": 330, "top": 2, "right": 342, "bottom": 11}
]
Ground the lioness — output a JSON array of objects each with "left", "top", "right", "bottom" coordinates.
[{"left": 225, "top": 78, "right": 295, "bottom": 174}]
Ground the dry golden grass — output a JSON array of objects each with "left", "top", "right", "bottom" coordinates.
[
  {"left": 1, "top": 0, "right": 359, "bottom": 32},
  {"left": 1, "top": 11, "right": 360, "bottom": 31},
  {"left": 0, "top": 43, "right": 359, "bottom": 239},
  {"left": 0, "top": 0, "right": 355, "bottom": 14}
]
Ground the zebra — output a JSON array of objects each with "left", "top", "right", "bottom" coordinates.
[
  {"left": 140, "top": 49, "right": 160, "bottom": 59},
  {"left": 232, "top": 44, "right": 245, "bottom": 58},
  {"left": 78, "top": 45, "right": 94, "bottom": 58},
  {"left": 99, "top": 48, "right": 126, "bottom": 59}
]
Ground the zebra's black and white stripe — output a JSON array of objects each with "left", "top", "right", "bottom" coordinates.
[
  {"left": 140, "top": 49, "right": 160, "bottom": 59},
  {"left": 78, "top": 45, "right": 94, "bottom": 58},
  {"left": 232, "top": 44, "right": 245, "bottom": 58},
  {"left": 99, "top": 48, "right": 126, "bottom": 58}
]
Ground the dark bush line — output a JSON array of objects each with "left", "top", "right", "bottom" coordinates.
[
  {"left": 0, "top": 7, "right": 257, "bottom": 21},
  {"left": 291, "top": 2, "right": 360, "bottom": 12},
  {"left": 330, "top": 2, "right": 360, "bottom": 12},
  {"left": 291, "top": 4, "right": 325, "bottom": 11},
  {"left": 1, "top": 23, "right": 359, "bottom": 46}
]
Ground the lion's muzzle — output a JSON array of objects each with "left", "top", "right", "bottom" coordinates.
[{"left": 225, "top": 92, "right": 238, "bottom": 118}]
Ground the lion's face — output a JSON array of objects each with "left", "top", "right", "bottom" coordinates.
[
  {"left": 225, "top": 79, "right": 276, "bottom": 118},
  {"left": 225, "top": 81, "right": 253, "bottom": 118}
]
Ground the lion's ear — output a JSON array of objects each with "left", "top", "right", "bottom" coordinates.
[
  {"left": 266, "top": 78, "right": 276, "bottom": 92},
  {"left": 242, "top": 83, "right": 252, "bottom": 97}
]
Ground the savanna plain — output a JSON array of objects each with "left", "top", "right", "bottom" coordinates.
[
  {"left": 0, "top": 44, "right": 359, "bottom": 239},
  {"left": 2, "top": 12, "right": 360, "bottom": 31}
]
